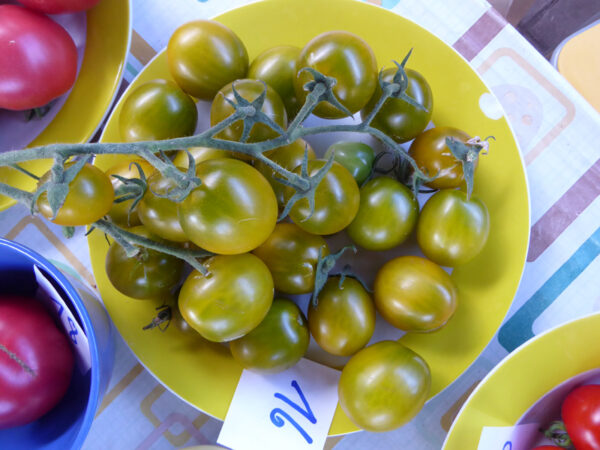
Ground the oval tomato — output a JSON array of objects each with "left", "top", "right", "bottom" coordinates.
[
  {"left": 417, "top": 189, "right": 490, "bottom": 267},
  {"left": 167, "top": 20, "right": 248, "bottom": 101},
  {"left": 338, "top": 340, "right": 431, "bottom": 432},
  {"left": 252, "top": 222, "right": 329, "bottom": 294},
  {"left": 374, "top": 256, "right": 457, "bottom": 332},
  {"left": 119, "top": 79, "right": 198, "bottom": 143},
  {"left": 16, "top": 0, "right": 101, "bottom": 13},
  {"left": 178, "top": 158, "right": 278, "bottom": 255},
  {"left": 178, "top": 253, "right": 274, "bottom": 342},
  {"left": 347, "top": 177, "right": 418, "bottom": 251},
  {"left": 229, "top": 298, "right": 309, "bottom": 373},
  {"left": 308, "top": 276, "right": 375, "bottom": 356},
  {"left": 0, "top": 5, "right": 77, "bottom": 110},
  {"left": 562, "top": 384, "right": 600, "bottom": 450},
  {"left": 37, "top": 163, "right": 114, "bottom": 227},
  {"left": 294, "top": 31, "right": 377, "bottom": 119},
  {"left": 0, "top": 296, "right": 74, "bottom": 429},
  {"left": 324, "top": 141, "right": 375, "bottom": 185}
]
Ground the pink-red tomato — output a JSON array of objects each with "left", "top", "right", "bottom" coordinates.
[
  {"left": 562, "top": 384, "right": 600, "bottom": 450},
  {"left": 16, "top": 0, "right": 102, "bottom": 14}
]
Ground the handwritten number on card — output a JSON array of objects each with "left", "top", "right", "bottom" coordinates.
[
  {"left": 503, "top": 442, "right": 512, "bottom": 450},
  {"left": 270, "top": 380, "right": 316, "bottom": 444}
]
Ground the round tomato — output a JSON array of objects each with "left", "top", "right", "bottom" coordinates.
[
  {"left": 347, "top": 177, "right": 418, "bottom": 251},
  {"left": 167, "top": 20, "right": 248, "bottom": 101},
  {"left": 324, "top": 141, "right": 375, "bottom": 185},
  {"left": 361, "top": 67, "right": 433, "bottom": 143},
  {"left": 105, "top": 159, "right": 156, "bottom": 228},
  {"left": 417, "top": 189, "right": 490, "bottom": 267},
  {"left": 137, "top": 170, "right": 189, "bottom": 243},
  {"left": 15, "top": 0, "right": 101, "bottom": 13},
  {"left": 172, "top": 146, "right": 230, "bottom": 169},
  {"left": 210, "top": 79, "right": 287, "bottom": 143},
  {"left": 374, "top": 256, "right": 457, "bottom": 332},
  {"left": 37, "top": 163, "right": 114, "bottom": 227},
  {"left": 254, "top": 139, "right": 316, "bottom": 208},
  {"left": 284, "top": 160, "right": 360, "bottom": 235},
  {"left": 119, "top": 79, "right": 198, "bottom": 143},
  {"left": 0, "top": 5, "right": 77, "bottom": 111},
  {"left": 178, "top": 253, "right": 274, "bottom": 342},
  {"left": 248, "top": 45, "right": 302, "bottom": 119},
  {"left": 294, "top": 31, "right": 377, "bottom": 119},
  {"left": 562, "top": 384, "right": 600, "bottom": 450},
  {"left": 105, "top": 226, "right": 184, "bottom": 300},
  {"left": 178, "top": 158, "right": 278, "bottom": 254},
  {"left": 338, "top": 340, "right": 431, "bottom": 432},
  {"left": 308, "top": 276, "right": 375, "bottom": 356},
  {"left": 409, "top": 127, "right": 475, "bottom": 189},
  {"left": 229, "top": 298, "right": 309, "bottom": 373},
  {"left": 0, "top": 296, "right": 74, "bottom": 429},
  {"left": 253, "top": 222, "right": 329, "bottom": 294}
]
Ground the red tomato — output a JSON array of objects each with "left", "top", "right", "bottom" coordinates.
[
  {"left": 0, "top": 296, "right": 74, "bottom": 429},
  {"left": 16, "top": 0, "right": 101, "bottom": 14},
  {"left": 0, "top": 5, "right": 78, "bottom": 111},
  {"left": 562, "top": 384, "right": 600, "bottom": 450}
]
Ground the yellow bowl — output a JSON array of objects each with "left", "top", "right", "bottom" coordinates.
[
  {"left": 0, "top": 0, "right": 131, "bottom": 211},
  {"left": 444, "top": 313, "right": 600, "bottom": 448},
  {"left": 90, "top": 0, "right": 530, "bottom": 435}
]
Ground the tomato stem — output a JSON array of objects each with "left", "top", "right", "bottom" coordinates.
[
  {"left": 312, "top": 245, "right": 357, "bottom": 306},
  {"left": 543, "top": 421, "right": 573, "bottom": 448}
]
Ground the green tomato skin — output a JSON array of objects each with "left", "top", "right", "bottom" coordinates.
[
  {"left": 119, "top": 79, "right": 198, "bottom": 143},
  {"left": 417, "top": 190, "right": 490, "bottom": 267},
  {"left": 308, "top": 277, "right": 375, "bottom": 356},
  {"left": 229, "top": 298, "right": 309, "bottom": 373},
  {"left": 361, "top": 68, "right": 433, "bottom": 143},
  {"left": 167, "top": 20, "right": 248, "bottom": 100},
  {"left": 178, "top": 254, "right": 274, "bottom": 342},
  {"left": 325, "top": 141, "right": 375, "bottom": 185},
  {"left": 347, "top": 177, "right": 418, "bottom": 251},
  {"left": 248, "top": 45, "right": 302, "bottom": 119},
  {"left": 338, "top": 340, "right": 431, "bottom": 432},
  {"left": 210, "top": 79, "right": 287, "bottom": 143},
  {"left": 252, "top": 222, "right": 329, "bottom": 295}
]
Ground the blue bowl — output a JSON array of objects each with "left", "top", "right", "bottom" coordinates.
[{"left": 0, "top": 238, "right": 115, "bottom": 450}]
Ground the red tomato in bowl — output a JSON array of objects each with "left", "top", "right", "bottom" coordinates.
[
  {"left": 0, "top": 296, "right": 74, "bottom": 429},
  {"left": 0, "top": 5, "right": 78, "bottom": 111},
  {"left": 16, "top": 0, "right": 102, "bottom": 14},
  {"left": 561, "top": 384, "right": 600, "bottom": 450}
]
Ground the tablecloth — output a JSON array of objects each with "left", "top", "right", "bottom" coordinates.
[{"left": 2, "top": 0, "right": 600, "bottom": 448}]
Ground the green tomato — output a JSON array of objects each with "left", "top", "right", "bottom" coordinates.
[
  {"left": 172, "top": 146, "right": 231, "bottom": 169},
  {"left": 338, "top": 340, "right": 431, "bottom": 432},
  {"left": 178, "top": 253, "right": 274, "bottom": 342},
  {"left": 167, "top": 20, "right": 248, "bottom": 101},
  {"left": 248, "top": 45, "right": 302, "bottom": 119},
  {"left": 252, "top": 222, "right": 329, "bottom": 295},
  {"left": 308, "top": 276, "right": 375, "bottom": 356},
  {"left": 229, "top": 298, "right": 309, "bottom": 373},
  {"left": 417, "top": 189, "right": 490, "bottom": 267},
  {"left": 119, "top": 79, "right": 198, "bottom": 142},
  {"left": 324, "top": 141, "right": 375, "bottom": 185},
  {"left": 346, "top": 177, "right": 418, "bottom": 251}
]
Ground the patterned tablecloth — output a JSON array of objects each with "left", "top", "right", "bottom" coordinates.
[{"left": 2, "top": 0, "right": 600, "bottom": 448}]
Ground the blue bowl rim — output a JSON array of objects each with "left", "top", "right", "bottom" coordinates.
[{"left": 0, "top": 237, "right": 102, "bottom": 450}]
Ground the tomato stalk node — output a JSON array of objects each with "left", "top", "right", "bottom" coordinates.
[{"left": 312, "top": 245, "right": 357, "bottom": 306}]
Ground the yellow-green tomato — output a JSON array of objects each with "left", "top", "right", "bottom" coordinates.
[
  {"left": 178, "top": 158, "right": 278, "bottom": 255},
  {"left": 178, "top": 254, "right": 274, "bottom": 342},
  {"left": 254, "top": 139, "right": 315, "bottom": 208},
  {"left": 172, "top": 146, "right": 230, "bottom": 169},
  {"left": 167, "top": 20, "right": 248, "bottom": 101},
  {"left": 374, "top": 256, "right": 457, "bottom": 332},
  {"left": 285, "top": 160, "right": 360, "bottom": 235},
  {"left": 229, "top": 298, "right": 309, "bottom": 373},
  {"left": 37, "top": 163, "right": 114, "bottom": 226},
  {"left": 324, "top": 141, "right": 375, "bottom": 185},
  {"left": 338, "top": 340, "right": 431, "bottom": 432},
  {"left": 417, "top": 189, "right": 490, "bottom": 267},
  {"left": 347, "top": 177, "right": 418, "bottom": 251},
  {"left": 252, "top": 222, "right": 329, "bottom": 295},
  {"left": 308, "top": 276, "right": 375, "bottom": 356}
]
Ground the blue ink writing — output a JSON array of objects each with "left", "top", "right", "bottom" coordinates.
[
  {"left": 270, "top": 380, "right": 316, "bottom": 444},
  {"left": 68, "top": 317, "right": 78, "bottom": 344},
  {"left": 503, "top": 442, "right": 512, "bottom": 450}
]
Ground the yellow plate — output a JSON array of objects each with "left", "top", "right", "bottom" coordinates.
[
  {"left": 0, "top": 0, "right": 131, "bottom": 211},
  {"left": 90, "top": 0, "right": 530, "bottom": 435},
  {"left": 444, "top": 313, "right": 600, "bottom": 448}
]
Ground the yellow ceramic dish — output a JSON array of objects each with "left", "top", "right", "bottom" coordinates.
[
  {"left": 444, "top": 313, "right": 600, "bottom": 449},
  {"left": 90, "top": 0, "right": 530, "bottom": 435},
  {"left": 0, "top": 0, "right": 131, "bottom": 211}
]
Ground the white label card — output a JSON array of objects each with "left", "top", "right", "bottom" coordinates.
[
  {"left": 34, "top": 266, "right": 91, "bottom": 373},
  {"left": 218, "top": 358, "right": 341, "bottom": 450},
  {"left": 478, "top": 424, "right": 541, "bottom": 450}
]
